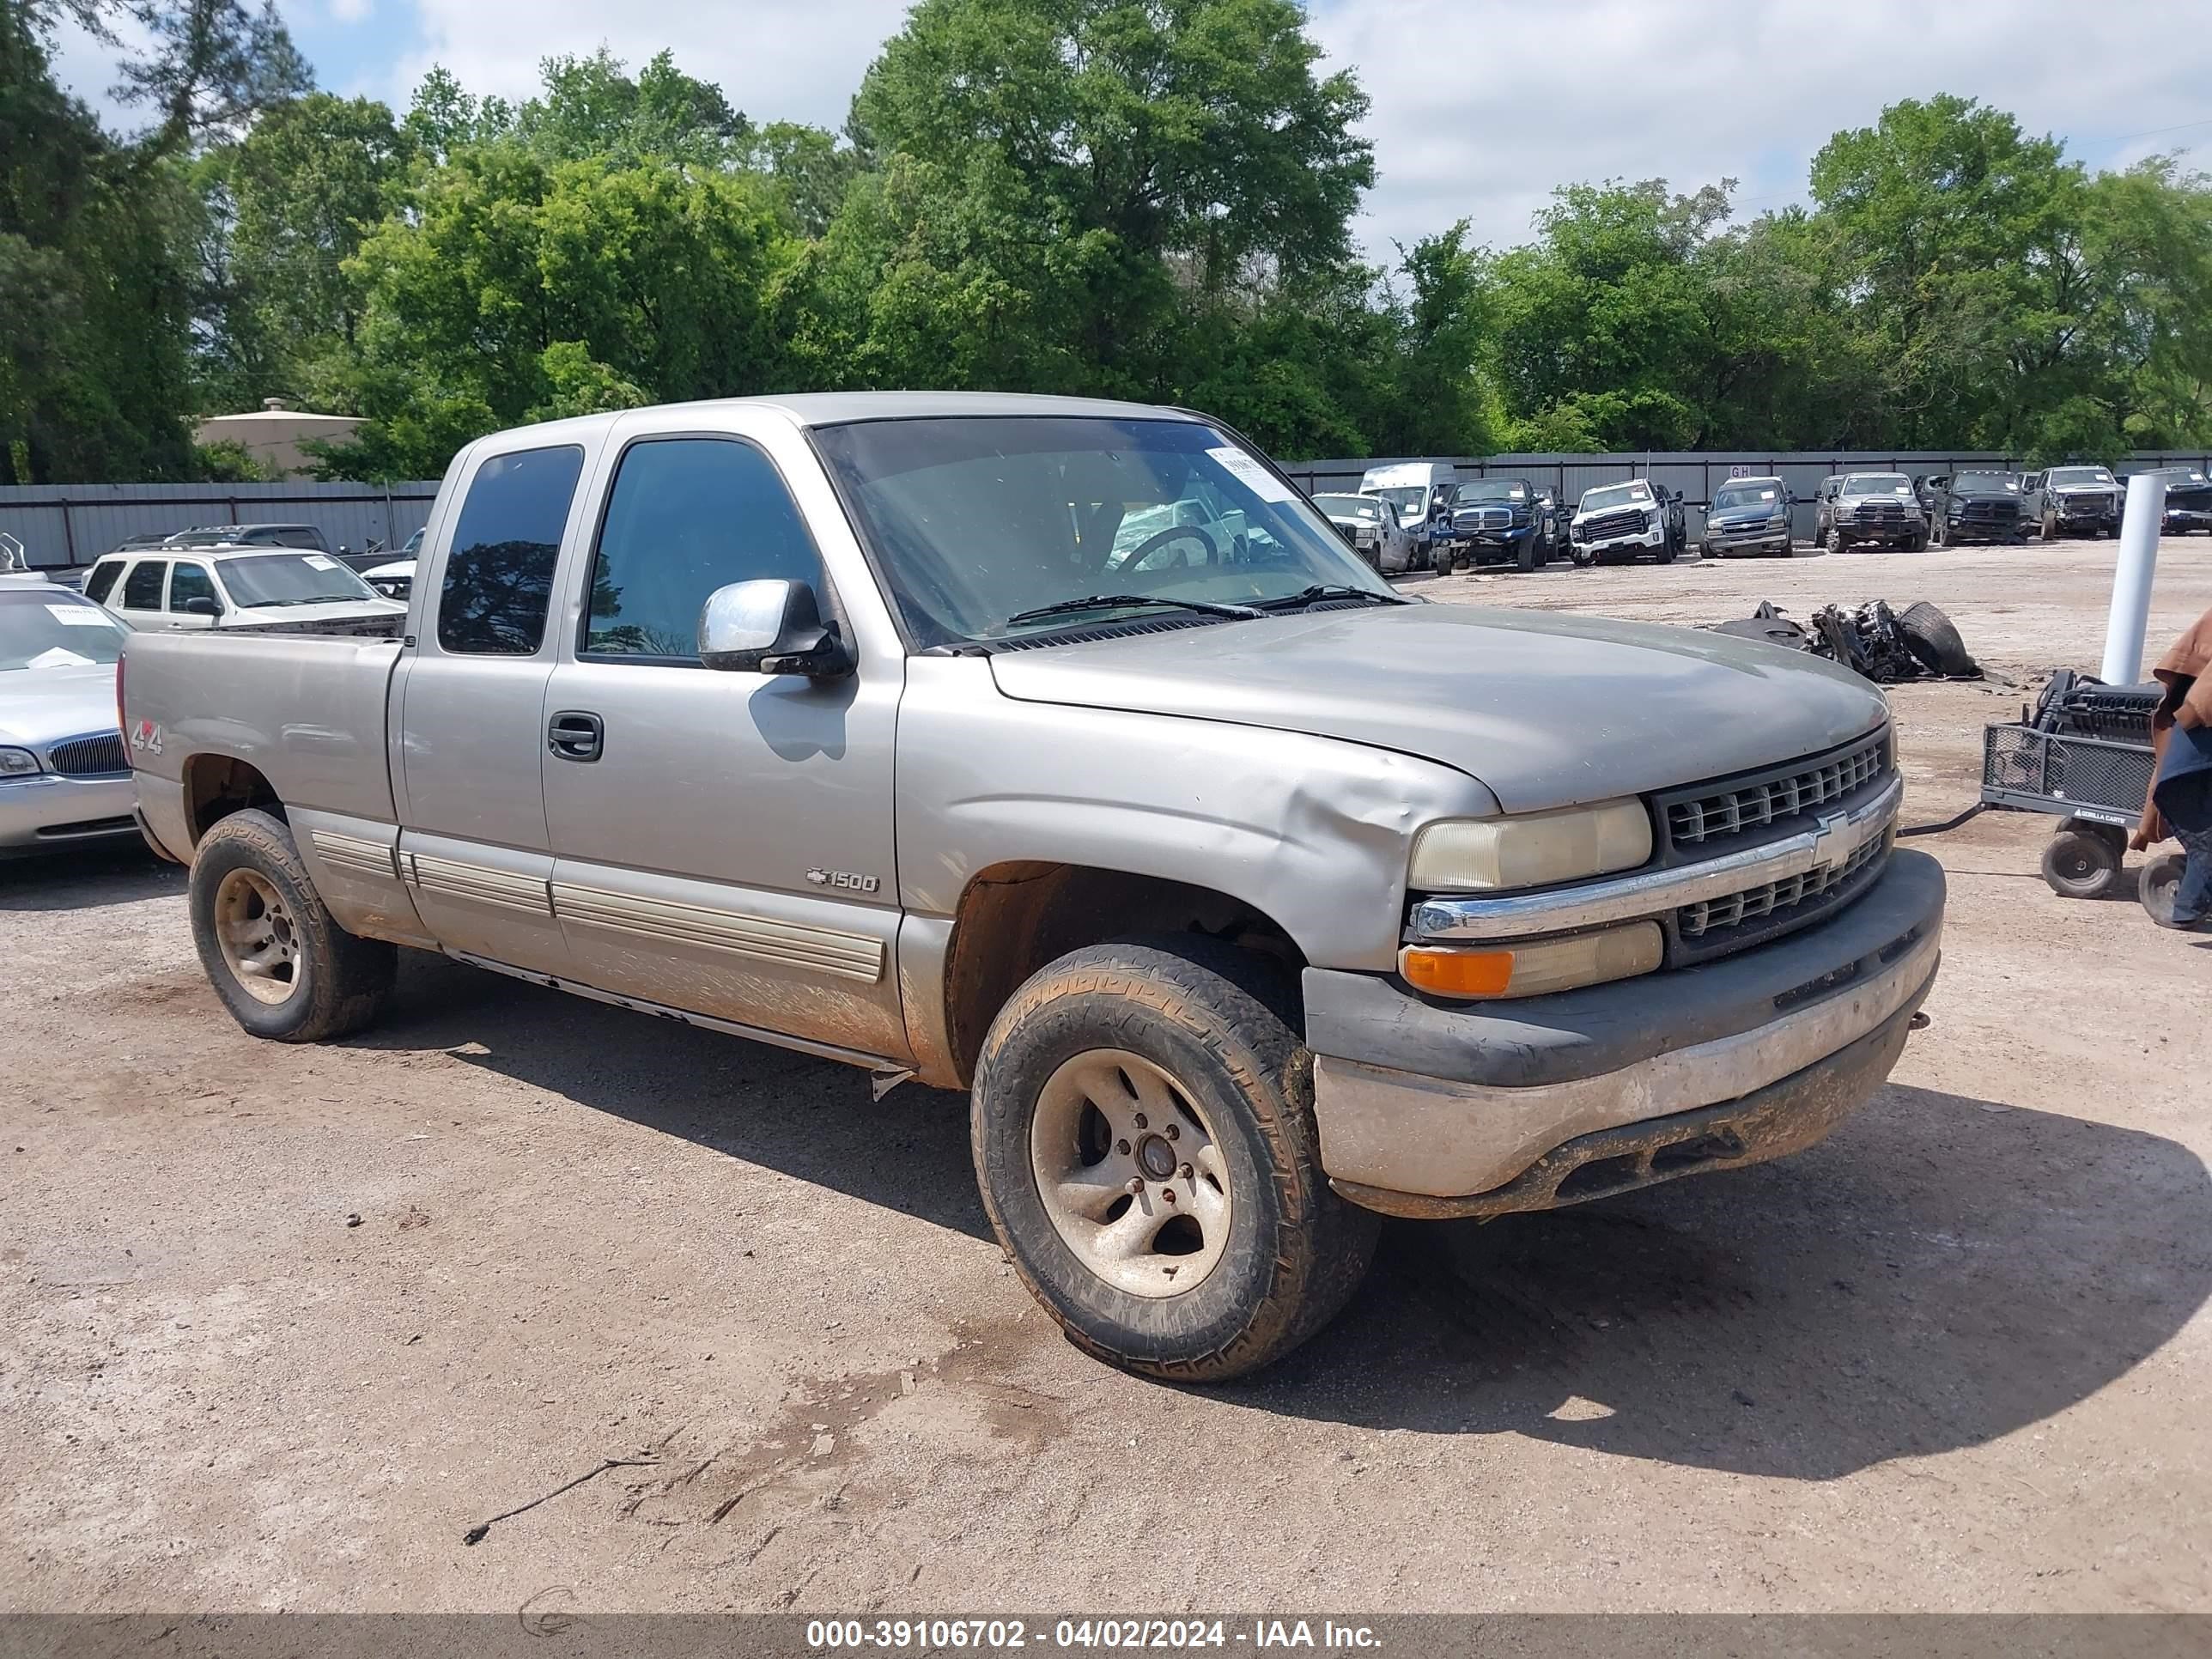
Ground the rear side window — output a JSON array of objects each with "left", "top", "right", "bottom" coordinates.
[
  {"left": 83, "top": 562, "right": 123, "bottom": 604},
  {"left": 168, "top": 563, "right": 217, "bottom": 611},
  {"left": 584, "top": 439, "right": 824, "bottom": 659},
  {"left": 120, "top": 560, "right": 167, "bottom": 609},
  {"left": 436, "top": 445, "right": 586, "bottom": 655}
]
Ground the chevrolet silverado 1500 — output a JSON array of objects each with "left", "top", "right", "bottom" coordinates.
[{"left": 123, "top": 392, "right": 1943, "bottom": 1381}]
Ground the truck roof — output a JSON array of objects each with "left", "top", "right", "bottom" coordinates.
[{"left": 468, "top": 392, "right": 1203, "bottom": 450}]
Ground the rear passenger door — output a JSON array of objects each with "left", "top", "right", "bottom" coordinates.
[
  {"left": 537, "top": 418, "right": 908, "bottom": 1063},
  {"left": 114, "top": 558, "right": 168, "bottom": 627},
  {"left": 392, "top": 441, "right": 594, "bottom": 973}
]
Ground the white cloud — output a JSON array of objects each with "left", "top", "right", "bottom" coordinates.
[
  {"left": 1305, "top": 0, "right": 2212, "bottom": 256},
  {"left": 398, "top": 0, "right": 903, "bottom": 129},
  {"left": 58, "top": 0, "right": 2212, "bottom": 262}
]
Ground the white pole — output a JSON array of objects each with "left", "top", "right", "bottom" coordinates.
[{"left": 2101, "top": 471, "right": 2166, "bottom": 684}]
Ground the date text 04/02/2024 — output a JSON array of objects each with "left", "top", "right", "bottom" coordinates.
[{"left": 804, "top": 1618, "right": 1382, "bottom": 1650}]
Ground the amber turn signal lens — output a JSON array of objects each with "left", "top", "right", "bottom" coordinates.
[{"left": 1400, "top": 947, "right": 1516, "bottom": 998}]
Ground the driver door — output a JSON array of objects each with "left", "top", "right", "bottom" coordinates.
[{"left": 538, "top": 416, "right": 908, "bottom": 1063}]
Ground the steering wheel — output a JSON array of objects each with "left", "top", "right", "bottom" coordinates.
[{"left": 1119, "top": 524, "right": 1219, "bottom": 572}]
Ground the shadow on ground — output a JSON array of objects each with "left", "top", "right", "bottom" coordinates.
[
  {"left": 0, "top": 845, "right": 177, "bottom": 912},
  {"left": 365, "top": 954, "right": 2211, "bottom": 1482},
  {"left": 361, "top": 951, "right": 993, "bottom": 1244},
  {"left": 1255, "top": 1083, "right": 2212, "bottom": 1479}
]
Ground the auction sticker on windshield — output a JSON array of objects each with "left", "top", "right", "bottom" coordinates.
[
  {"left": 47, "top": 605, "right": 110, "bottom": 625},
  {"left": 1205, "top": 446, "right": 1297, "bottom": 503},
  {"left": 302, "top": 555, "right": 338, "bottom": 570}
]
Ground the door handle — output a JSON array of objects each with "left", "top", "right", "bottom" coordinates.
[{"left": 547, "top": 710, "right": 603, "bottom": 763}]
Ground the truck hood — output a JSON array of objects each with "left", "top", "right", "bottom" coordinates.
[
  {"left": 0, "top": 661, "right": 121, "bottom": 747},
  {"left": 987, "top": 604, "right": 1887, "bottom": 812}
]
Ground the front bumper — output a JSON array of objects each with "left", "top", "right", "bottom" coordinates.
[
  {"left": 2165, "top": 508, "right": 2212, "bottom": 532},
  {"left": 1706, "top": 523, "right": 1792, "bottom": 555},
  {"left": 1577, "top": 524, "right": 1663, "bottom": 557},
  {"left": 2052, "top": 497, "right": 2118, "bottom": 526},
  {"left": 1944, "top": 516, "right": 2022, "bottom": 542},
  {"left": 0, "top": 773, "right": 140, "bottom": 854},
  {"left": 1303, "top": 848, "right": 1944, "bottom": 1212}
]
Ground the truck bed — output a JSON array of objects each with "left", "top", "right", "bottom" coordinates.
[{"left": 123, "top": 630, "right": 405, "bottom": 832}]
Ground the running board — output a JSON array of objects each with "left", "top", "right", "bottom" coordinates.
[{"left": 442, "top": 946, "right": 918, "bottom": 1096}]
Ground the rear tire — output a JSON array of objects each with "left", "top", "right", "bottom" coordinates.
[
  {"left": 970, "top": 938, "right": 1379, "bottom": 1382},
  {"left": 2141, "top": 851, "right": 2190, "bottom": 927},
  {"left": 188, "top": 809, "right": 396, "bottom": 1042},
  {"left": 2041, "top": 828, "right": 2121, "bottom": 900}
]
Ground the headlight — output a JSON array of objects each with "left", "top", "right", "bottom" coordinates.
[
  {"left": 0, "top": 746, "right": 44, "bottom": 779},
  {"left": 1401, "top": 922, "right": 1664, "bottom": 1000},
  {"left": 1410, "top": 799, "right": 1651, "bottom": 892}
]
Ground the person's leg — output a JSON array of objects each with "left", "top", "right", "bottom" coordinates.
[{"left": 2174, "top": 822, "right": 2212, "bottom": 926}]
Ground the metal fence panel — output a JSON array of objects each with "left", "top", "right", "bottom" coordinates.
[{"left": 9, "top": 444, "right": 2212, "bottom": 572}]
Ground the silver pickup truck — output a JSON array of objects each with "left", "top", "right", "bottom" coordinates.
[{"left": 124, "top": 392, "right": 1944, "bottom": 1381}]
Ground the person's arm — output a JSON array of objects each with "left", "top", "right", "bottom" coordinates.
[{"left": 2179, "top": 672, "right": 2212, "bottom": 730}]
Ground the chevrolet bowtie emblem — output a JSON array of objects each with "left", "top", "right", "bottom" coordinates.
[{"left": 1809, "top": 810, "right": 1849, "bottom": 872}]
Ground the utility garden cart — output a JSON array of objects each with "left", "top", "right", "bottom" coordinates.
[{"left": 1979, "top": 672, "right": 2179, "bottom": 912}]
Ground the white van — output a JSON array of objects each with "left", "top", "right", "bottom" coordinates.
[{"left": 1358, "top": 461, "right": 1459, "bottom": 570}]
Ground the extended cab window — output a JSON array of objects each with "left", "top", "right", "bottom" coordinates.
[
  {"left": 436, "top": 445, "right": 586, "bottom": 655},
  {"left": 584, "top": 438, "right": 823, "bottom": 659},
  {"left": 168, "top": 563, "right": 216, "bottom": 611},
  {"left": 120, "top": 560, "right": 167, "bottom": 610}
]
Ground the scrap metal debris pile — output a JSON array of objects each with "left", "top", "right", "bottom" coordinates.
[{"left": 1712, "top": 599, "right": 1980, "bottom": 684}]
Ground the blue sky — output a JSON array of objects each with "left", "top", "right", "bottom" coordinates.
[{"left": 53, "top": 0, "right": 2212, "bottom": 258}]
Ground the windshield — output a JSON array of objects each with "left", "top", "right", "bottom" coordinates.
[
  {"left": 2156, "top": 469, "right": 2207, "bottom": 483},
  {"left": 0, "top": 590, "right": 129, "bottom": 670},
  {"left": 1369, "top": 485, "right": 1428, "bottom": 517},
  {"left": 1954, "top": 472, "right": 2019, "bottom": 493},
  {"left": 1454, "top": 480, "right": 1527, "bottom": 503},
  {"left": 1843, "top": 474, "right": 1911, "bottom": 494},
  {"left": 1580, "top": 482, "right": 1652, "bottom": 512},
  {"left": 1712, "top": 483, "right": 1783, "bottom": 512},
  {"left": 215, "top": 553, "right": 379, "bottom": 608},
  {"left": 1313, "top": 495, "right": 1381, "bottom": 520},
  {"left": 811, "top": 416, "right": 1395, "bottom": 647},
  {"left": 2049, "top": 468, "right": 2113, "bottom": 486}
]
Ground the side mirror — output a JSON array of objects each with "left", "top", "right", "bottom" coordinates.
[
  {"left": 698, "top": 579, "right": 852, "bottom": 678},
  {"left": 182, "top": 596, "right": 221, "bottom": 617}
]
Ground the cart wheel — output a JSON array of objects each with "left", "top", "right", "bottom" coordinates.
[
  {"left": 2041, "top": 828, "right": 2121, "bottom": 900},
  {"left": 2139, "top": 851, "right": 2189, "bottom": 927}
]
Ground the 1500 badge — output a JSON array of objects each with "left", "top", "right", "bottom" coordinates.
[{"left": 806, "top": 868, "right": 880, "bottom": 893}]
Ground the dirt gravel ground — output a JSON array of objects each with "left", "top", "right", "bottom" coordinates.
[{"left": 4, "top": 536, "right": 2209, "bottom": 1615}]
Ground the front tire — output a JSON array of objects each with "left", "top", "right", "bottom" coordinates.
[
  {"left": 971, "top": 939, "right": 1378, "bottom": 1382},
  {"left": 189, "top": 808, "right": 395, "bottom": 1042},
  {"left": 2041, "top": 827, "right": 2121, "bottom": 900}
]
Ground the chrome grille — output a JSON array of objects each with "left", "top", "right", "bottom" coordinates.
[
  {"left": 1679, "top": 834, "right": 1887, "bottom": 939},
  {"left": 1666, "top": 732, "right": 1887, "bottom": 848},
  {"left": 47, "top": 732, "right": 127, "bottom": 777}
]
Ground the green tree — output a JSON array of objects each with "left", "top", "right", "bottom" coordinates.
[
  {"left": 319, "top": 149, "right": 799, "bottom": 477},
  {"left": 832, "top": 0, "right": 1372, "bottom": 395},
  {"left": 1, "top": 0, "right": 306, "bottom": 482},
  {"left": 196, "top": 92, "right": 410, "bottom": 411}
]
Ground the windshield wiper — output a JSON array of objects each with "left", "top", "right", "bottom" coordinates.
[
  {"left": 998, "top": 593, "right": 1261, "bottom": 629},
  {"left": 1251, "top": 584, "right": 1408, "bottom": 611}
]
